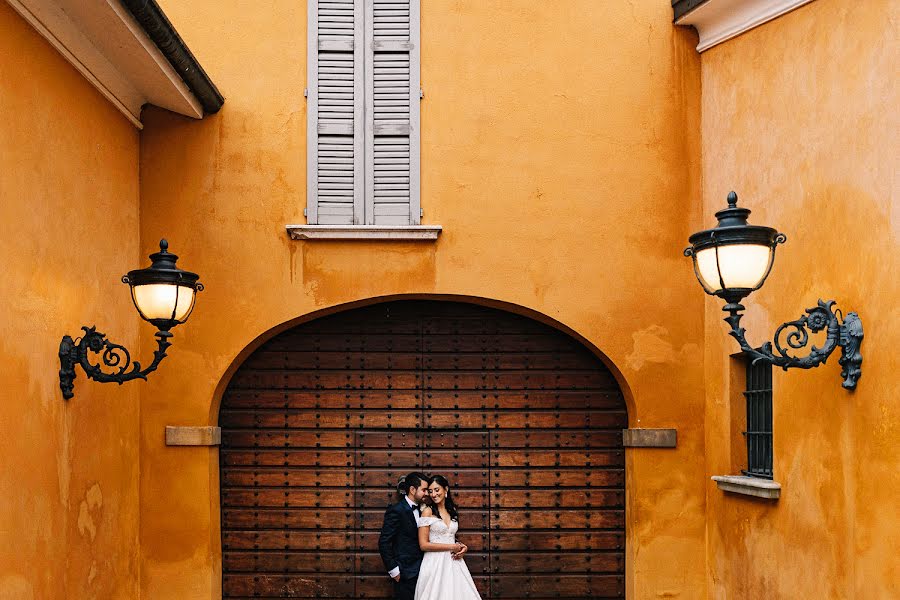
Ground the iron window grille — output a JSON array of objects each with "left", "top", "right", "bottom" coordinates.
[{"left": 742, "top": 357, "right": 773, "bottom": 479}]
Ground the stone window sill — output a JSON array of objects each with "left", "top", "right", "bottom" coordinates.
[
  {"left": 711, "top": 475, "right": 781, "bottom": 500},
  {"left": 286, "top": 225, "right": 442, "bottom": 241}
]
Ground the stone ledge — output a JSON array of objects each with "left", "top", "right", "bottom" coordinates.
[
  {"left": 165, "top": 426, "right": 221, "bottom": 446},
  {"left": 622, "top": 428, "right": 677, "bottom": 448},
  {"left": 286, "top": 225, "right": 442, "bottom": 241},
  {"left": 712, "top": 475, "right": 781, "bottom": 499}
]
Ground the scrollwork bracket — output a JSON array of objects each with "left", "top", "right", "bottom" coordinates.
[
  {"left": 58, "top": 326, "right": 173, "bottom": 400},
  {"left": 724, "top": 299, "right": 863, "bottom": 390}
]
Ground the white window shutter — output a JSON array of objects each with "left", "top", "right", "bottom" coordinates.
[
  {"left": 307, "top": 0, "right": 365, "bottom": 224},
  {"left": 365, "top": 0, "right": 420, "bottom": 225}
]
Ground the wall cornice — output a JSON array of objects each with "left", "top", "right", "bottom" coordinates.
[
  {"left": 674, "top": 0, "right": 815, "bottom": 52},
  {"left": 6, "top": 0, "right": 222, "bottom": 128}
]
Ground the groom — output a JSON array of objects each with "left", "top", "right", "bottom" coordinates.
[{"left": 378, "top": 472, "right": 429, "bottom": 600}]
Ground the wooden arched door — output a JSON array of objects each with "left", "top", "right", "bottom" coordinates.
[{"left": 220, "top": 300, "right": 626, "bottom": 599}]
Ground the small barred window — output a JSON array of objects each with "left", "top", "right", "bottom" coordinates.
[{"left": 743, "top": 358, "right": 773, "bottom": 479}]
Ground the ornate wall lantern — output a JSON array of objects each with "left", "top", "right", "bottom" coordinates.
[
  {"left": 58, "top": 239, "right": 203, "bottom": 399},
  {"left": 684, "top": 192, "right": 863, "bottom": 390}
]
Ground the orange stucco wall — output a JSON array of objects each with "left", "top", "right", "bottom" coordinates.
[
  {"left": 0, "top": 3, "right": 141, "bottom": 599},
  {"left": 138, "top": 0, "right": 704, "bottom": 597},
  {"left": 700, "top": 0, "right": 898, "bottom": 597},
  {"left": 4, "top": 0, "right": 893, "bottom": 598}
]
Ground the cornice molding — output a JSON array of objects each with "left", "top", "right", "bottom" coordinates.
[
  {"left": 6, "top": 0, "right": 221, "bottom": 128},
  {"left": 675, "top": 0, "right": 815, "bottom": 52}
]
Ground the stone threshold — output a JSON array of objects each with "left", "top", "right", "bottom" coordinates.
[
  {"left": 712, "top": 475, "right": 781, "bottom": 499},
  {"left": 286, "top": 225, "right": 442, "bottom": 241}
]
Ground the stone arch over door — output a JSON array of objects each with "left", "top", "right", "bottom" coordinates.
[{"left": 218, "top": 299, "right": 627, "bottom": 599}]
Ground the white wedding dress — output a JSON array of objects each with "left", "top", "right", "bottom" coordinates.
[{"left": 414, "top": 516, "right": 482, "bottom": 600}]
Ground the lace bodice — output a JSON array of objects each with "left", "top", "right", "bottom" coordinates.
[{"left": 415, "top": 516, "right": 458, "bottom": 544}]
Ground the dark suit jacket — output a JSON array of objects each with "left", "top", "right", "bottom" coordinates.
[{"left": 378, "top": 501, "right": 424, "bottom": 581}]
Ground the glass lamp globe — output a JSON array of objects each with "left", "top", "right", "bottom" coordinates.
[
  {"left": 685, "top": 192, "right": 785, "bottom": 309},
  {"left": 122, "top": 239, "right": 203, "bottom": 331}
]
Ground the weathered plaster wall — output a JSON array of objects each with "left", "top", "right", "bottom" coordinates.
[
  {"left": 0, "top": 3, "right": 141, "bottom": 599},
  {"left": 700, "top": 0, "right": 899, "bottom": 597},
  {"left": 140, "top": 0, "right": 704, "bottom": 597}
]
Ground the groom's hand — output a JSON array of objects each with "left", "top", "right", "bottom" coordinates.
[{"left": 392, "top": 574, "right": 401, "bottom": 582}]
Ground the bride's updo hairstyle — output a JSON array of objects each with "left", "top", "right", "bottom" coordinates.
[{"left": 427, "top": 474, "right": 459, "bottom": 522}]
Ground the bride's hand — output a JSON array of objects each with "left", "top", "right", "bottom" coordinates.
[{"left": 451, "top": 543, "right": 468, "bottom": 560}]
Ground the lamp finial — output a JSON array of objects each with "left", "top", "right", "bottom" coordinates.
[
  {"left": 727, "top": 191, "right": 738, "bottom": 208},
  {"left": 159, "top": 238, "right": 169, "bottom": 252}
]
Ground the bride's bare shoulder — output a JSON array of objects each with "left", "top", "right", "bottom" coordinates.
[{"left": 420, "top": 505, "right": 433, "bottom": 517}]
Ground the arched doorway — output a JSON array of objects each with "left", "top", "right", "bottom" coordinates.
[{"left": 219, "top": 300, "right": 627, "bottom": 598}]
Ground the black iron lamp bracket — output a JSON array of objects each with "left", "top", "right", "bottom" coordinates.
[
  {"left": 723, "top": 299, "right": 863, "bottom": 390},
  {"left": 58, "top": 326, "right": 173, "bottom": 400}
]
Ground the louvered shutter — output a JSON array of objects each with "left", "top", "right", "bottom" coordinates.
[
  {"left": 307, "top": 0, "right": 365, "bottom": 224},
  {"left": 365, "top": 0, "right": 420, "bottom": 225}
]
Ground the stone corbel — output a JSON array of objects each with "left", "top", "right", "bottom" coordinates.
[
  {"left": 165, "top": 426, "right": 221, "bottom": 446},
  {"left": 622, "top": 428, "right": 677, "bottom": 448}
]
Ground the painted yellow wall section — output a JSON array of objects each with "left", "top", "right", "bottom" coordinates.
[
  {"left": 700, "top": 0, "right": 898, "bottom": 597},
  {"left": 0, "top": 3, "right": 141, "bottom": 599},
  {"left": 140, "top": 0, "right": 704, "bottom": 597},
  {"left": 2, "top": 0, "right": 895, "bottom": 598}
]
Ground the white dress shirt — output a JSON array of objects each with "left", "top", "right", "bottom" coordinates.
[{"left": 387, "top": 496, "right": 420, "bottom": 578}]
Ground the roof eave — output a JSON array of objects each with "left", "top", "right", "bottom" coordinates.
[{"left": 120, "top": 0, "right": 223, "bottom": 115}]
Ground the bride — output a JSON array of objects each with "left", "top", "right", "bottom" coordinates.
[{"left": 415, "top": 475, "right": 482, "bottom": 600}]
